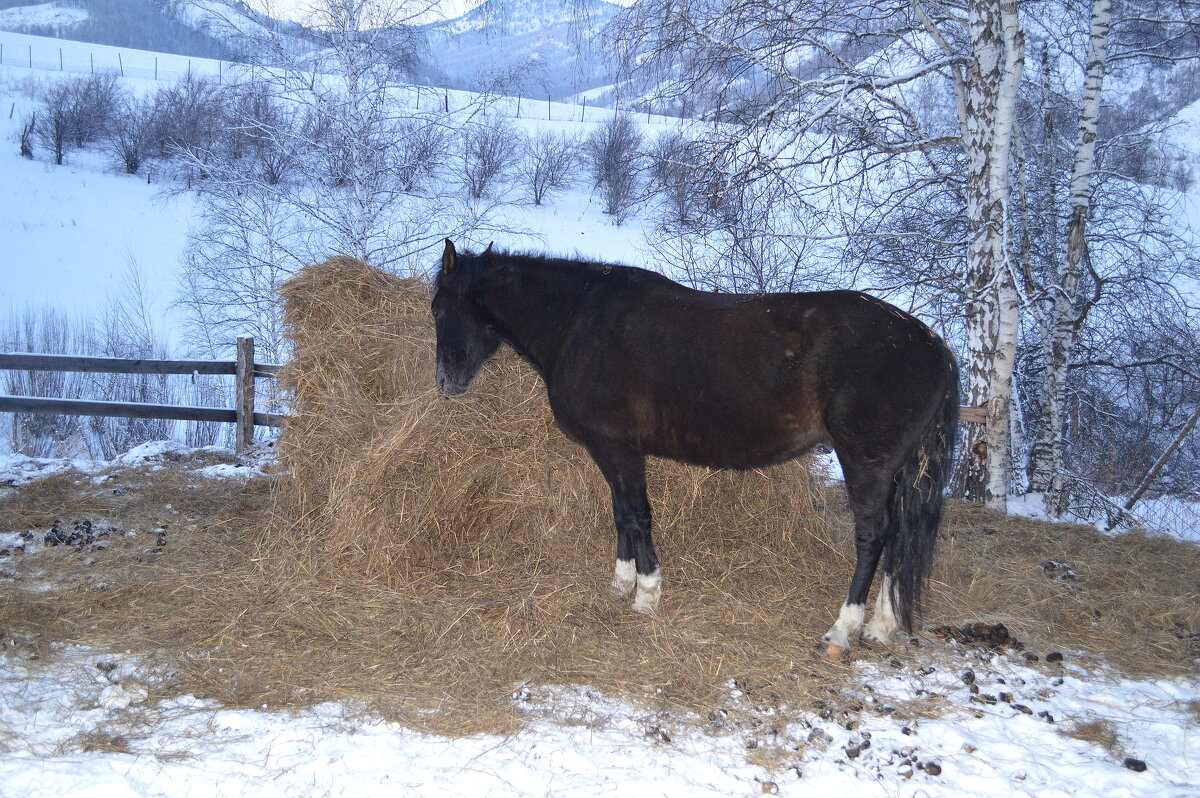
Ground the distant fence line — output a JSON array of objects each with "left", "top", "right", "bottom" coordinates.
[
  {"left": 0, "top": 38, "right": 676, "bottom": 124},
  {"left": 0, "top": 336, "right": 280, "bottom": 453}
]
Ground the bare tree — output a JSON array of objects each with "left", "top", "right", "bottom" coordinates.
[
  {"left": 85, "top": 266, "right": 175, "bottom": 459},
  {"left": 460, "top": 118, "right": 522, "bottom": 200},
  {"left": 152, "top": 71, "right": 226, "bottom": 171},
  {"left": 1016, "top": 0, "right": 1200, "bottom": 514},
  {"left": 188, "top": 0, "right": 487, "bottom": 270},
  {"left": 36, "top": 82, "right": 77, "bottom": 165},
  {"left": 520, "top": 129, "right": 578, "bottom": 206},
  {"left": 105, "top": 95, "right": 158, "bottom": 175},
  {"left": 69, "top": 72, "right": 124, "bottom": 148},
  {"left": 2, "top": 308, "right": 89, "bottom": 457},
  {"left": 583, "top": 114, "right": 644, "bottom": 221}
]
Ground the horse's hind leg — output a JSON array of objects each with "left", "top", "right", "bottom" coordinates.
[
  {"left": 822, "top": 464, "right": 889, "bottom": 656},
  {"left": 863, "top": 572, "right": 899, "bottom": 644},
  {"left": 585, "top": 439, "right": 661, "bottom": 613}
]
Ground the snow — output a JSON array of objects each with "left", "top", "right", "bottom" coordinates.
[
  {"left": 1009, "top": 491, "right": 1200, "bottom": 545},
  {"left": 0, "top": 148, "right": 195, "bottom": 332},
  {"left": 0, "top": 3, "right": 87, "bottom": 32},
  {"left": 0, "top": 441, "right": 272, "bottom": 491},
  {"left": 0, "top": 639, "right": 1195, "bottom": 797}
]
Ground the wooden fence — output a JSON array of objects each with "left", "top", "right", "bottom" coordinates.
[{"left": 0, "top": 336, "right": 281, "bottom": 453}]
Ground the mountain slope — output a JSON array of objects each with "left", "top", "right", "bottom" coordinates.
[{"left": 421, "top": 0, "right": 621, "bottom": 99}]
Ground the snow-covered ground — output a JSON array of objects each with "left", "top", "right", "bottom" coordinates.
[
  {"left": 0, "top": 447, "right": 1198, "bottom": 796},
  {"left": 0, "top": 620, "right": 1196, "bottom": 796},
  {"left": 1009, "top": 491, "right": 1200, "bottom": 546}
]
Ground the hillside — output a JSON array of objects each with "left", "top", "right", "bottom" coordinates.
[
  {"left": 420, "top": 0, "right": 621, "bottom": 98},
  {"left": 0, "top": 0, "right": 237, "bottom": 58}
]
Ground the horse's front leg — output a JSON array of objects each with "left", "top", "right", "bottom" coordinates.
[{"left": 586, "top": 439, "right": 661, "bottom": 614}]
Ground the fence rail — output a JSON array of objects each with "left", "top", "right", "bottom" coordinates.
[
  {"left": 0, "top": 337, "right": 280, "bottom": 453},
  {"left": 0, "top": 352, "right": 280, "bottom": 378}
]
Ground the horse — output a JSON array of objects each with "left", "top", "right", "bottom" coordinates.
[{"left": 432, "top": 239, "right": 959, "bottom": 658}]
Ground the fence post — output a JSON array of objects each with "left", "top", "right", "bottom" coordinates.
[
  {"left": 118, "top": 52, "right": 124, "bottom": 77},
  {"left": 235, "top": 336, "right": 255, "bottom": 453}
]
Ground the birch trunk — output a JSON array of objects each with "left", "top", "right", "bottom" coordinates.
[
  {"left": 1027, "top": 0, "right": 1112, "bottom": 516},
  {"left": 961, "top": 0, "right": 1025, "bottom": 510}
]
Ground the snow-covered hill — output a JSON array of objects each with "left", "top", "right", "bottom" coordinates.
[
  {"left": 421, "top": 0, "right": 621, "bottom": 99},
  {"left": 0, "top": 0, "right": 235, "bottom": 60},
  {"left": 0, "top": 1, "right": 87, "bottom": 33}
]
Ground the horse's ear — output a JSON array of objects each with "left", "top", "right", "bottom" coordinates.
[
  {"left": 483, "top": 241, "right": 494, "bottom": 255},
  {"left": 442, "top": 238, "right": 457, "bottom": 272}
]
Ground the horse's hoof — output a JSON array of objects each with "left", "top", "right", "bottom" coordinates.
[
  {"left": 631, "top": 595, "right": 660, "bottom": 615},
  {"left": 609, "top": 580, "right": 635, "bottom": 598},
  {"left": 823, "top": 643, "right": 846, "bottom": 660}
]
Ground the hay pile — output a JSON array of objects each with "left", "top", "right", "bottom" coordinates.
[{"left": 254, "top": 257, "right": 844, "bottom": 730}]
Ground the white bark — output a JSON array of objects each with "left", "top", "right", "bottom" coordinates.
[
  {"left": 1028, "top": 0, "right": 1112, "bottom": 515},
  {"left": 961, "top": 0, "right": 1025, "bottom": 511}
]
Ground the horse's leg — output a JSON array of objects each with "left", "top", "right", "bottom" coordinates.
[
  {"left": 822, "top": 461, "right": 890, "bottom": 656},
  {"left": 586, "top": 439, "right": 660, "bottom": 614},
  {"left": 863, "top": 573, "right": 899, "bottom": 644}
]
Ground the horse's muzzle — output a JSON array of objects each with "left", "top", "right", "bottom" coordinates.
[{"left": 435, "top": 366, "right": 469, "bottom": 398}]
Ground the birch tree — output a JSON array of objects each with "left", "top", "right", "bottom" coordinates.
[
  {"left": 1017, "top": 0, "right": 1200, "bottom": 514},
  {"left": 952, "top": 1, "right": 1025, "bottom": 508},
  {"left": 1024, "top": 0, "right": 1111, "bottom": 508}
]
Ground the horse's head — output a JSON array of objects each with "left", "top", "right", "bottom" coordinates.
[{"left": 432, "top": 238, "right": 501, "bottom": 397}]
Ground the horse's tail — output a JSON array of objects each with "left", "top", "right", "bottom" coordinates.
[{"left": 884, "top": 354, "right": 959, "bottom": 633}]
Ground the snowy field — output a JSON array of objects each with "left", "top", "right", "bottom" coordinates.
[
  {"left": 0, "top": 638, "right": 1196, "bottom": 797},
  {"left": 1, "top": 29, "right": 1199, "bottom": 798},
  {"left": 0, "top": 29, "right": 660, "bottom": 345}
]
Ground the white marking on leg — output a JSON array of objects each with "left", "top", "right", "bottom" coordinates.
[
  {"left": 610, "top": 558, "right": 636, "bottom": 597},
  {"left": 864, "top": 575, "right": 899, "bottom": 644},
  {"left": 822, "top": 602, "right": 865, "bottom": 650},
  {"left": 632, "top": 568, "right": 662, "bottom": 614}
]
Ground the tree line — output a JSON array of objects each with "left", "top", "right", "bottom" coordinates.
[{"left": 612, "top": 0, "right": 1200, "bottom": 521}]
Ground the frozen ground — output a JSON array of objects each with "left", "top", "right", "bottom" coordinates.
[
  {"left": 0, "top": 625, "right": 1196, "bottom": 796},
  {"left": 0, "top": 448, "right": 1198, "bottom": 797}
]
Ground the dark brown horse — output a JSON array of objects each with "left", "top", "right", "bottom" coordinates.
[{"left": 432, "top": 240, "right": 958, "bottom": 657}]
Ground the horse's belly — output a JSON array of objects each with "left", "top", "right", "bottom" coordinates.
[{"left": 642, "top": 412, "right": 827, "bottom": 469}]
